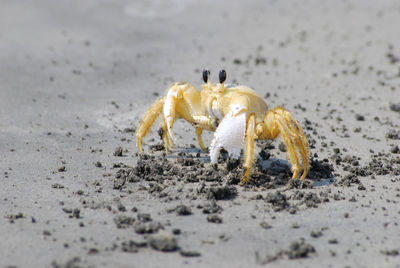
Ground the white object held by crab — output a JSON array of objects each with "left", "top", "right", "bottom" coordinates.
[
  {"left": 136, "top": 69, "right": 309, "bottom": 184},
  {"left": 209, "top": 103, "right": 246, "bottom": 162}
]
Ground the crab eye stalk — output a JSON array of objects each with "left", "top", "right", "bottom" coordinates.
[
  {"left": 219, "top": 69, "right": 226, "bottom": 84},
  {"left": 203, "top": 69, "right": 210, "bottom": 83}
]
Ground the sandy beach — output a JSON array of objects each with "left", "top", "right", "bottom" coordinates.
[{"left": 1, "top": 0, "right": 400, "bottom": 267}]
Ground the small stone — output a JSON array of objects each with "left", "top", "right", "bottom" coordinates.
[
  {"left": 58, "top": 166, "right": 66, "bottom": 172},
  {"left": 349, "top": 196, "right": 357, "bottom": 202},
  {"left": 76, "top": 190, "right": 84, "bottom": 195},
  {"left": 355, "top": 114, "right": 365, "bottom": 121},
  {"left": 121, "top": 240, "right": 147, "bottom": 253},
  {"left": 286, "top": 239, "right": 315, "bottom": 259},
  {"left": 357, "top": 184, "right": 366, "bottom": 191},
  {"left": 206, "top": 185, "right": 237, "bottom": 200},
  {"left": 52, "top": 183, "right": 64, "bottom": 189},
  {"left": 94, "top": 161, "right": 102, "bottom": 168},
  {"left": 310, "top": 230, "right": 323, "bottom": 238},
  {"left": 148, "top": 231, "right": 178, "bottom": 252},
  {"left": 123, "top": 127, "right": 136, "bottom": 133},
  {"left": 180, "top": 250, "right": 201, "bottom": 257},
  {"left": 114, "top": 147, "right": 123, "bottom": 156},
  {"left": 174, "top": 205, "right": 192, "bottom": 216},
  {"left": 202, "top": 200, "right": 222, "bottom": 214},
  {"left": 207, "top": 214, "right": 222, "bottom": 224},
  {"left": 292, "top": 222, "right": 300, "bottom": 229},
  {"left": 386, "top": 130, "right": 400, "bottom": 140},
  {"left": 328, "top": 238, "right": 338, "bottom": 244},
  {"left": 389, "top": 103, "right": 400, "bottom": 112},
  {"left": 390, "top": 145, "right": 400, "bottom": 154},
  {"left": 43, "top": 230, "right": 51, "bottom": 236},
  {"left": 62, "top": 208, "right": 72, "bottom": 214},
  {"left": 278, "top": 142, "right": 287, "bottom": 152},
  {"left": 6, "top": 213, "right": 24, "bottom": 223},
  {"left": 260, "top": 221, "right": 272, "bottom": 230},
  {"left": 88, "top": 248, "right": 99, "bottom": 255},
  {"left": 265, "top": 191, "right": 289, "bottom": 212},
  {"left": 134, "top": 222, "right": 163, "bottom": 234},
  {"left": 172, "top": 228, "right": 181, "bottom": 235},
  {"left": 114, "top": 215, "right": 135, "bottom": 229},
  {"left": 71, "top": 209, "right": 81, "bottom": 219},
  {"left": 381, "top": 249, "right": 399, "bottom": 256},
  {"left": 137, "top": 213, "right": 152, "bottom": 222},
  {"left": 233, "top": 58, "right": 242, "bottom": 65}
]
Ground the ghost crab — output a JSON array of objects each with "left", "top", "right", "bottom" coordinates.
[{"left": 136, "top": 69, "right": 309, "bottom": 184}]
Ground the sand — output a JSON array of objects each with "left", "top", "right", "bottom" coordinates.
[{"left": 1, "top": 0, "right": 400, "bottom": 267}]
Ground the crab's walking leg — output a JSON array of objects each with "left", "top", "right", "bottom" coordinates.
[
  {"left": 241, "top": 114, "right": 256, "bottom": 185},
  {"left": 263, "top": 107, "right": 309, "bottom": 180},
  {"left": 163, "top": 92, "right": 178, "bottom": 144},
  {"left": 160, "top": 116, "right": 174, "bottom": 151},
  {"left": 163, "top": 89, "right": 215, "bottom": 151},
  {"left": 274, "top": 107, "right": 309, "bottom": 180},
  {"left": 290, "top": 118, "right": 309, "bottom": 180},
  {"left": 195, "top": 127, "right": 207, "bottom": 152},
  {"left": 136, "top": 97, "right": 165, "bottom": 152}
]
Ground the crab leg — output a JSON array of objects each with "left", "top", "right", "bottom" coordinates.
[
  {"left": 289, "top": 119, "right": 309, "bottom": 180},
  {"left": 195, "top": 127, "right": 207, "bottom": 152},
  {"left": 160, "top": 116, "right": 174, "bottom": 151},
  {"left": 163, "top": 91, "right": 179, "bottom": 144},
  {"left": 263, "top": 107, "right": 309, "bottom": 180},
  {"left": 242, "top": 114, "right": 256, "bottom": 184},
  {"left": 137, "top": 82, "right": 216, "bottom": 153},
  {"left": 276, "top": 107, "right": 309, "bottom": 180},
  {"left": 164, "top": 91, "right": 215, "bottom": 150},
  {"left": 136, "top": 97, "right": 165, "bottom": 152}
]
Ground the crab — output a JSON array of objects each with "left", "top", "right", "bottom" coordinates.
[{"left": 136, "top": 69, "right": 309, "bottom": 184}]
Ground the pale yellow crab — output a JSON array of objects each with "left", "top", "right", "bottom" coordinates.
[{"left": 136, "top": 70, "right": 309, "bottom": 184}]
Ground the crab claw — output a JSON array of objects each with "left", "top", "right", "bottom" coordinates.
[{"left": 209, "top": 110, "right": 246, "bottom": 162}]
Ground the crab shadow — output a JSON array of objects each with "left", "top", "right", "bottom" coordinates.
[
  {"left": 256, "top": 158, "right": 336, "bottom": 188},
  {"left": 166, "top": 146, "right": 335, "bottom": 189}
]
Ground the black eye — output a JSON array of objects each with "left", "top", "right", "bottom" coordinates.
[
  {"left": 219, "top": 69, "right": 226, "bottom": 83},
  {"left": 202, "top": 69, "right": 210, "bottom": 83}
]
